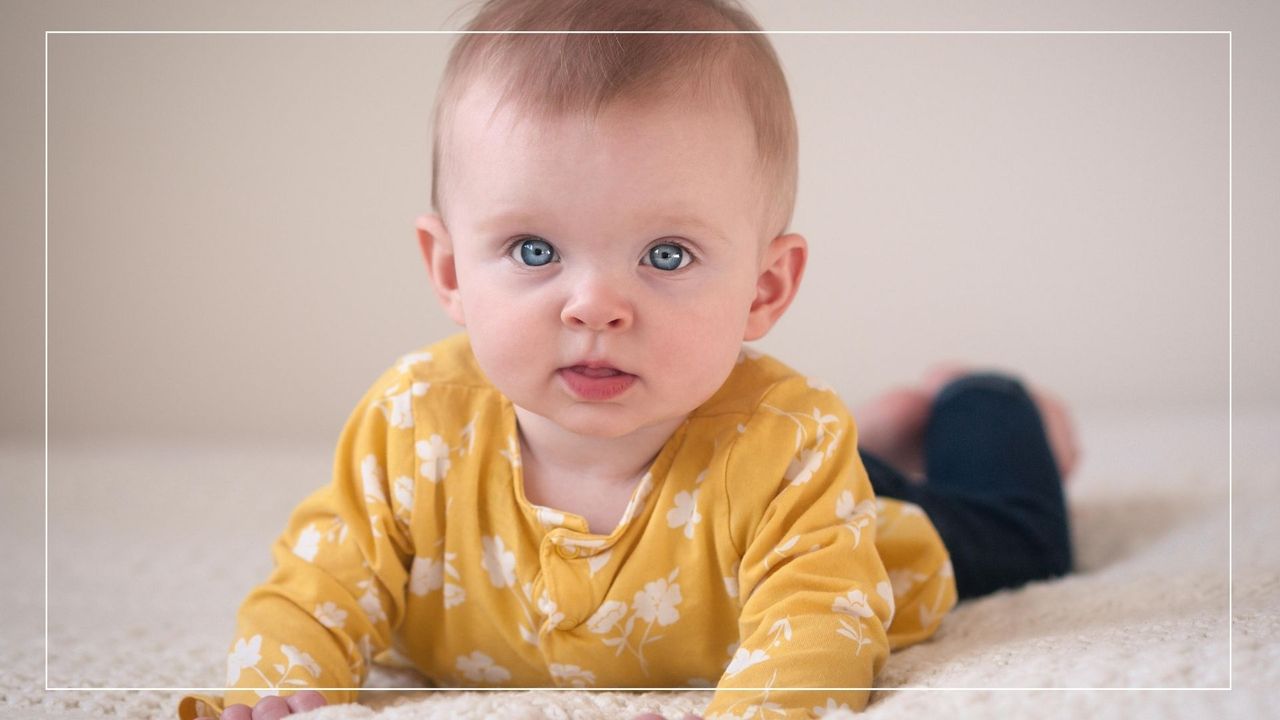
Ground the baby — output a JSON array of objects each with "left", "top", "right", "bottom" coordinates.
[{"left": 183, "top": 1, "right": 1076, "bottom": 718}]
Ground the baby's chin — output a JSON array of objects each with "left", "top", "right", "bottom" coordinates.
[
  {"left": 546, "top": 407, "right": 655, "bottom": 439},
  {"left": 526, "top": 400, "right": 687, "bottom": 440}
]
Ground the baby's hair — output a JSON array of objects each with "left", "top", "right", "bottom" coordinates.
[{"left": 431, "top": 0, "right": 799, "bottom": 243}]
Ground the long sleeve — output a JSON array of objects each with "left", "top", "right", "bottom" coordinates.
[
  {"left": 703, "top": 379, "right": 895, "bottom": 719},
  {"left": 179, "top": 366, "right": 417, "bottom": 719}
]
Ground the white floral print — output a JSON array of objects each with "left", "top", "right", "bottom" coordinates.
[
  {"left": 597, "top": 568, "right": 683, "bottom": 675},
  {"left": 280, "top": 644, "right": 321, "bottom": 679},
  {"left": 361, "top": 454, "right": 386, "bottom": 503},
  {"left": 587, "top": 600, "right": 628, "bottom": 634},
  {"left": 395, "top": 351, "right": 433, "bottom": 374},
  {"left": 409, "top": 543, "right": 462, "bottom": 602},
  {"left": 534, "top": 505, "right": 566, "bottom": 528},
  {"left": 723, "top": 575, "right": 739, "bottom": 599},
  {"left": 499, "top": 433, "right": 521, "bottom": 468},
  {"left": 456, "top": 651, "right": 511, "bottom": 683},
  {"left": 834, "top": 589, "right": 876, "bottom": 654},
  {"left": 887, "top": 567, "right": 928, "bottom": 597},
  {"left": 480, "top": 535, "right": 517, "bottom": 588},
  {"left": 549, "top": 662, "right": 596, "bottom": 688},
  {"left": 314, "top": 601, "right": 347, "bottom": 629},
  {"left": 416, "top": 434, "right": 452, "bottom": 483},
  {"left": 357, "top": 578, "right": 387, "bottom": 624},
  {"left": 459, "top": 418, "right": 477, "bottom": 456},
  {"left": 443, "top": 582, "right": 466, "bottom": 609},
  {"left": 633, "top": 574, "right": 683, "bottom": 626},
  {"left": 917, "top": 560, "right": 955, "bottom": 630},
  {"left": 291, "top": 524, "right": 322, "bottom": 562},
  {"left": 784, "top": 448, "right": 825, "bottom": 486},
  {"left": 226, "top": 635, "right": 262, "bottom": 685},
  {"left": 814, "top": 698, "right": 853, "bottom": 717},
  {"left": 836, "top": 490, "right": 877, "bottom": 549},
  {"left": 392, "top": 475, "right": 415, "bottom": 523},
  {"left": 410, "top": 554, "right": 447, "bottom": 596},
  {"left": 587, "top": 548, "right": 612, "bottom": 576},
  {"left": 877, "top": 580, "right": 896, "bottom": 629},
  {"left": 711, "top": 670, "right": 785, "bottom": 719},
  {"left": 834, "top": 589, "right": 874, "bottom": 618},
  {"left": 666, "top": 489, "right": 702, "bottom": 539},
  {"left": 537, "top": 592, "right": 565, "bottom": 631},
  {"left": 762, "top": 403, "right": 840, "bottom": 455},
  {"left": 379, "top": 381, "right": 428, "bottom": 429},
  {"left": 762, "top": 534, "right": 801, "bottom": 572},
  {"left": 805, "top": 376, "right": 834, "bottom": 393},
  {"left": 226, "top": 634, "right": 321, "bottom": 696},
  {"left": 724, "top": 560, "right": 741, "bottom": 599},
  {"left": 767, "top": 617, "right": 793, "bottom": 647},
  {"left": 724, "top": 647, "right": 770, "bottom": 678}
]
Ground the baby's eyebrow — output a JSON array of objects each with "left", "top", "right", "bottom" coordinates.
[
  {"left": 477, "top": 211, "right": 728, "bottom": 246},
  {"left": 655, "top": 214, "right": 728, "bottom": 245},
  {"left": 475, "top": 209, "right": 538, "bottom": 233}
]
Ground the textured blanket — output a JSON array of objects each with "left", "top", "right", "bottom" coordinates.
[{"left": 3, "top": 411, "right": 1274, "bottom": 719}]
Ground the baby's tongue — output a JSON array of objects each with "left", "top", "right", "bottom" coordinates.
[{"left": 575, "top": 366, "right": 622, "bottom": 378}]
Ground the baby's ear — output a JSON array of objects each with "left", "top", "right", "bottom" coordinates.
[
  {"left": 743, "top": 232, "right": 807, "bottom": 342},
  {"left": 415, "top": 213, "right": 466, "bottom": 326}
]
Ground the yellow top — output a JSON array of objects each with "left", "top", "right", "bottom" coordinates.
[{"left": 179, "top": 333, "right": 956, "bottom": 719}]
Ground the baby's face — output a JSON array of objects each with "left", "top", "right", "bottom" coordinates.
[{"left": 432, "top": 81, "right": 776, "bottom": 439}]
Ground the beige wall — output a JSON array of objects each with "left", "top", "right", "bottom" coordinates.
[{"left": 4, "top": 1, "right": 1277, "bottom": 444}]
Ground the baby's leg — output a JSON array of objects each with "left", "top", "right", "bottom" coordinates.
[
  {"left": 856, "top": 364, "right": 1079, "bottom": 481},
  {"left": 857, "top": 371, "right": 1075, "bottom": 600},
  {"left": 921, "top": 364, "right": 1080, "bottom": 480}
]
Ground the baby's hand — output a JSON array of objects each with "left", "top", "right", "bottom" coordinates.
[{"left": 194, "top": 691, "right": 326, "bottom": 720}]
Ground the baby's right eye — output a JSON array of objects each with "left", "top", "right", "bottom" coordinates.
[{"left": 511, "top": 237, "right": 558, "bottom": 267}]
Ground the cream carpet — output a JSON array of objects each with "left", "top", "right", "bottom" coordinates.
[{"left": 3, "top": 410, "right": 1275, "bottom": 719}]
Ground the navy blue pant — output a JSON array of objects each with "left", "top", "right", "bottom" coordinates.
[{"left": 858, "top": 373, "right": 1073, "bottom": 601}]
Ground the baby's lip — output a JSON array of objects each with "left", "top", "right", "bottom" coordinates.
[{"left": 562, "top": 360, "right": 634, "bottom": 377}]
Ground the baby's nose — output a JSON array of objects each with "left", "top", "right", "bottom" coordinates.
[{"left": 560, "top": 279, "right": 634, "bottom": 332}]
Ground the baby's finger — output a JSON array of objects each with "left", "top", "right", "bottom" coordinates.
[
  {"left": 286, "top": 690, "right": 327, "bottom": 713},
  {"left": 251, "top": 695, "right": 291, "bottom": 720},
  {"left": 220, "top": 704, "right": 253, "bottom": 720}
]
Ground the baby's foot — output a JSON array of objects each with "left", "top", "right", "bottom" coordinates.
[
  {"left": 1028, "top": 384, "right": 1080, "bottom": 480},
  {"left": 921, "top": 362, "right": 1081, "bottom": 482},
  {"left": 854, "top": 385, "right": 931, "bottom": 478}
]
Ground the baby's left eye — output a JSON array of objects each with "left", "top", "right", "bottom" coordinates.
[{"left": 643, "top": 242, "right": 693, "bottom": 272}]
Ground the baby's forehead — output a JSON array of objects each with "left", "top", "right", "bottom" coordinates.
[
  {"left": 457, "top": 98, "right": 757, "bottom": 191},
  {"left": 449, "top": 75, "right": 751, "bottom": 144}
]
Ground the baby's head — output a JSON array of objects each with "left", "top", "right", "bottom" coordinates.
[{"left": 417, "top": 0, "right": 807, "bottom": 439}]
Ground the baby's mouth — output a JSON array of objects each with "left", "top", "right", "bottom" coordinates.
[{"left": 569, "top": 365, "right": 628, "bottom": 378}]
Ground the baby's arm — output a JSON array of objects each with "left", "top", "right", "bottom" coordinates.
[
  {"left": 702, "top": 383, "right": 894, "bottom": 719},
  {"left": 179, "top": 371, "right": 416, "bottom": 719}
]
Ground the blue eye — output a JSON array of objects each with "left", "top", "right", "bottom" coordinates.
[
  {"left": 514, "top": 237, "right": 557, "bottom": 267},
  {"left": 646, "top": 242, "right": 691, "bottom": 272}
]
